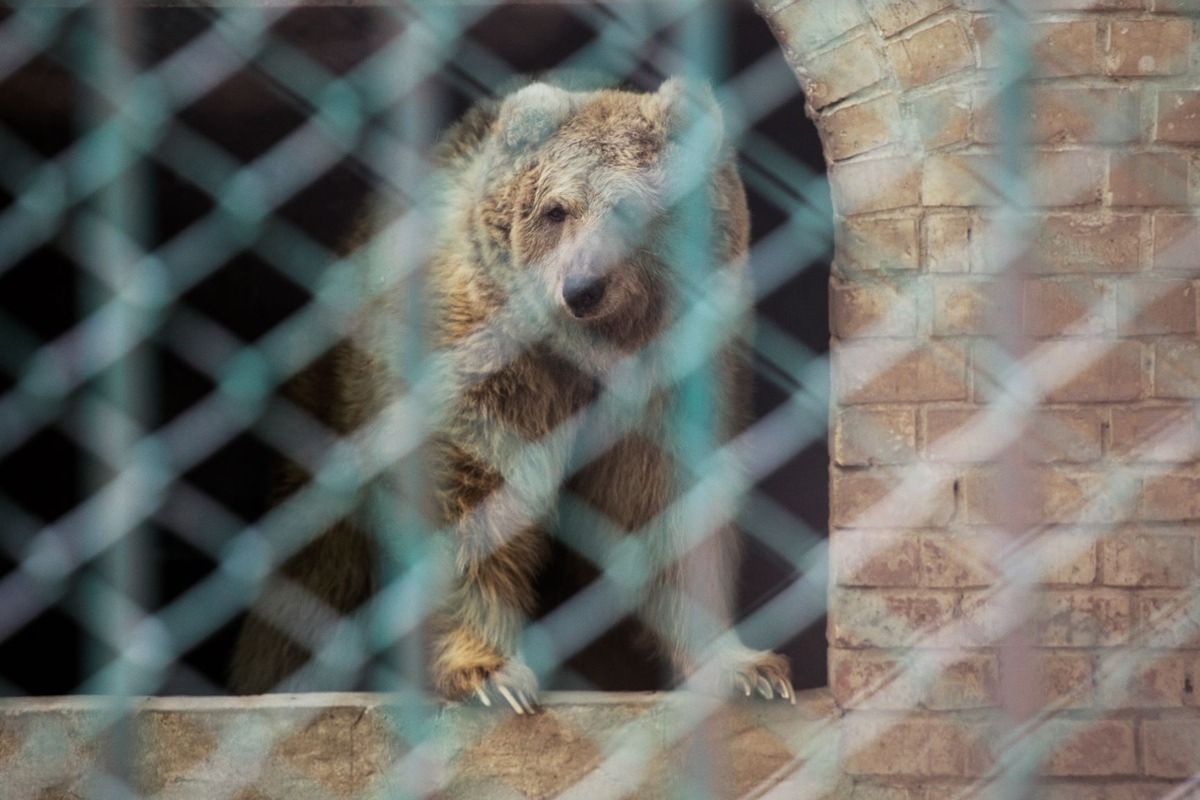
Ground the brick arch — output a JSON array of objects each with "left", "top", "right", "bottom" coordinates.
[{"left": 757, "top": 0, "right": 1200, "bottom": 795}]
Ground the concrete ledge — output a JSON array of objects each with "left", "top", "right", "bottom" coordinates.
[{"left": 0, "top": 689, "right": 842, "bottom": 799}]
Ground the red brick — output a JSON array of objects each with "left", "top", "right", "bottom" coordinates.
[
  {"left": 1099, "top": 651, "right": 1190, "bottom": 708},
  {"left": 1136, "top": 590, "right": 1200, "bottom": 648},
  {"left": 1111, "top": 152, "right": 1190, "bottom": 207},
  {"left": 1035, "top": 651, "right": 1095, "bottom": 709},
  {"left": 1041, "top": 410, "right": 1104, "bottom": 465},
  {"left": 834, "top": 648, "right": 1000, "bottom": 711},
  {"left": 842, "top": 714, "right": 984, "bottom": 776},
  {"left": 920, "top": 533, "right": 999, "bottom": 588},
  {"left": 830, "top": 589, "right": 957, "bottom": 648},
  {"left": 917, "top": 785, "right": 990, "bottom": 800},
  {"left": 824, "top": 94, "right": 903, "bottom": 161},
  {"left": 848, "top": 785, "right": 921, "bottom": 800},
  {"left": 886, "top": 19, "right": 974, "bottom": 89},
  {"left": 770, "top": 1, "right": 868, "bottom": 56},
  {"left": 1142, "top": 718, "right": 1200, "bottom": 778},
  {"left": 1116, "top": 280, "right": 1196, "bottom": 336},
  {"left": 833, "top": 529, "right": 922, "bottom": 587},
  {"left": 923, "top": 527, "right": 1096, "bottom": 586},
  {"left": 831, "top": 156, "right": 921, "bottom": 215},
  {"left": 974, "top": 214, "right": 1144, "bottom": 275},
  {"left": 1029, "top": 0, "right": 1143, "bottom": 8},
  {"left": 1024, "top": 278, "right": 1109, "bottom": 337},
  {"left": 1139, "top": 473, "right": 1200, "bottom": 521},
  {"left": 1101, "top": 529, "right": 1197, "bottom": 586},
  {"left": 831, "top": 467, "right": 957, "bottom": 528},
  {"left": 1107, "top": 19, "right": 1193, "bottom": 77},
  {"left": 975, "top": 88, "right": 1141, "bottom": 145},
  {"left": 834, "top": 406, "right": 918, "bottom": 466},
  {"left": 1030, "top": 530, "right": 1100, "bottom": 585},
  {"left": 1157, "top": 91, "right": 1200, "bottom": 144},
  {"left": 1190, "top": 653, "right": 1200, "bottom": 708},
  {"left": 831, "top": 278, "right": 919, "bottom": 338},
  {"left": 924, "top": 407, "right": 1005, "bottom": 463},
  {"left": 926, "top": 214, "right": 972, "bottom": 273},
  {"left": 801, "top": 33, "right": 885, "bottom": 110},
  {"left": 862, "top": 0, "right": 953, "bottom": 38},
  {"left": 1155, "top": 340, "right": 1200, "bottom": 398},
  {"left": 963, "top": 467, "right": 1121, "bottom": 526},
  {"left": 1042, "top": 719, "right": 1137, "bottom": 776},
  {"left": 976, "top": 339, "right": 1146, "bottom": 404},
  {"left": 931, "top": 279, "right": 1001, "bottom": 336},
  {"left": 830, "top": 649, "right": 919, "bottom": 710},
  {"left": 1152, "top": 213, "right": 1200, "bottom": 274},
  {"left": 1020, "top": 214, "right": 1144, "bottom": 275},
  {"left": 926, "top": 153, "right": 1107, "bottom": 208},
  {"left": 838, "top": 216, "right": 921, "bottom": 274},
  {"left": 926, "top": 652, "right": 1000, "bottom": 710},
  {"left": 975, "top": 19, "right": 1101, "bottom": 77},
  {"left": 1111, "top": 406, "right": 1200, "bottom": 463},
  {"left": 836, "top": 340, "right": 968, "bottom": 404},
  {"left": 923, "top": 153, "right": 1002, "bottom": 207},
  {"left": 1036, "top": 340, "right": 1145, "bottom": 404},
  {"left": 910, "top": 87, "right": 971, "bottom": 150},
  {"left": 1043, "top": 784, "right": 1188, "bottom": 800},
  {"left": 1035, "top": 21, "right": 1103, "bottom": 78},
  {"left": 1032, "top": 409, "right": 1107, "bottom": 464},
  {"left": 925, "top": 407, "right": 1105, "bottom": 464},
  {"left": 1028, "top": 151, "right": 1106, "bottom": 207},
  {"left": 1035, "top": 590, "right": 1133, "bottom": 647},
  {"left": 955, "top": 590, "right": 1012, "bottom": 648}
]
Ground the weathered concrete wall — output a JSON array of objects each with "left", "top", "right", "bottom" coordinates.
[
  {"left": 756, "top": 0, "right": 1200, "bottom": 796},
  {"left": 0, "top": 690, "right": 840, "bottom": 799}
]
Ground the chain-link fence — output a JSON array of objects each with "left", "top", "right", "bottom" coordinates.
[
  {"left": 1, "top": 1, "right": 834, "bottom": 795},
  {"left": 7, "top": 1, "right": 1197, "bottom": 797}
]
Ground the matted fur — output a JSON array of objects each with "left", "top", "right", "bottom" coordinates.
[{"left": 228, "top": 78, "right": 792, "bottom": 704}]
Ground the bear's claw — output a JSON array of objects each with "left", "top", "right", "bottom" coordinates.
[
  {"left": 726, "top": 649, "right": 794, "bottom": 704},
  {"left": 468, "top": 663, "right": 540, "bottom": 714}
]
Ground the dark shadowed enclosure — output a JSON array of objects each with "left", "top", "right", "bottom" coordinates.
[{"left": 0, "top": 2, "right": 830, "bottom": 698}]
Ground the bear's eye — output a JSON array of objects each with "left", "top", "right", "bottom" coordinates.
[{"left": 543, "top": 205, "right": 568, "bottom": 223}]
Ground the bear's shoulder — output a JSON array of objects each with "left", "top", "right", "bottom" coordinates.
[{"left": 433, "top": 98, "right": 500, "bottom": 171}]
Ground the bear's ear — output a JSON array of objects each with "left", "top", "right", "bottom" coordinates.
[
  {"left": 496, "top": 83, "right": 573, "bottom": 150},
  {"left": 658, "top": 77, "right": 724, "bottom": 165}
]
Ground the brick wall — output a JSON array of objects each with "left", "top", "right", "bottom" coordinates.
[{"left": 758, "top": 0, "right": 1200, "bottom": 795}]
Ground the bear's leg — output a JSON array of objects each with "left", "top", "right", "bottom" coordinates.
[
  {"left": 431, "top": 523, "right": 547, "bottom": 713},
  {"left": 229, "top": 519, "right": 375, "bottom": 693},
  {"left": 642, "top": 522, "right": 794, "bottom": 703}
]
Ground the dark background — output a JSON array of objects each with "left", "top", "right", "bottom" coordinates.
[{"left": 0, "top": 2, "right": 830, "bottom": 695}]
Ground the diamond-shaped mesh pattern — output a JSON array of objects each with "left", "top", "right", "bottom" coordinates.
[
  {"left": 0, "top": 2, "right": 832, "bottom": 796},
  {"left": 5, "top": 2, "right": 1195, "bottom": 797}
]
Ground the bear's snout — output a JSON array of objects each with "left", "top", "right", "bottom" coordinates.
[{"left": 562, "top": 274, "right": 607, "bottom": 318}]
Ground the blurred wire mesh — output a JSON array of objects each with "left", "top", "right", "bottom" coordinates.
[
  {"left": 8, "top": 1, "right": 1200, "bottom": 798},
  {"left": 0, "top": 1, "right": 831, "bottom": 711}
]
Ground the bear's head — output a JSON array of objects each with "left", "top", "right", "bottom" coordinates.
[{"left": 469, "top": 78, "right": 748, "bottom": 361}]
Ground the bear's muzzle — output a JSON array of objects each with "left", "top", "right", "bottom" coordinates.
[{"left": 562, "top": 273, "right": 607, "bottom": 318}]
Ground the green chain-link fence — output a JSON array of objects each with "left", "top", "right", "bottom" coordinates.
[{"left": 0, "top": 0, "right": 831, "bottom": 745}]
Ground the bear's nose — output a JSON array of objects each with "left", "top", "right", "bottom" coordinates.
[{"left": 563, "top": 275, "right": 606, "bottom": 318}]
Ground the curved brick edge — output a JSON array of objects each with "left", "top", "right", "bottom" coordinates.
[
  {"left": 0, "top": 689, "right": 844, "bottom": 799},
  {"left": 755, "top": 0, "right": 978, "bottom": 214}
]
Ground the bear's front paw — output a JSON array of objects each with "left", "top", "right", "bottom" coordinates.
[
  {"left": 472, "top": 661, "right": 541, "bottom": 715},
  {"left": 437, "top": 657, "right": 540, "bottom": 715},
  {"left": 691, "top": 646, "right": 793, "bottom": 703},
  {"left": 727, "top": 649, "right": 793, "bottom": 704}
]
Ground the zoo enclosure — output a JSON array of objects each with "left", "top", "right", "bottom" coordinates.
[{"left": 3, "top": 1, "right": 1200, "bottom": 798}]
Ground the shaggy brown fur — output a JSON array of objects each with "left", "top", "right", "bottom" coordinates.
[{"left": 228, "top": 79, "right": 792, "bottom": 706}]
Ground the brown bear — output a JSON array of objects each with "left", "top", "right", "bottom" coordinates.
[{"left": 228, "top": 78, "right": 793, "bottom": 710}]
